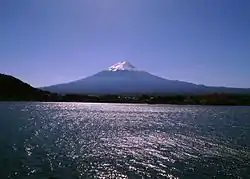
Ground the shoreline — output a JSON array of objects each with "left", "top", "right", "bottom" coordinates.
[{"left": 1, "top": 99, "right": 250, "bottom": 106}]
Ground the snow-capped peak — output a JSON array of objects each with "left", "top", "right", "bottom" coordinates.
[{"left": 108, "top": 61, "right": 138, "bottom": 71}]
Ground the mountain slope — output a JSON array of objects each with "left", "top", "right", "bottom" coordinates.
[
  {"left": 42, "top": 70, "right": 205, "bottom": 94},
  {"left": 42, "top": 61, "right": 250, "bottom": 95}
]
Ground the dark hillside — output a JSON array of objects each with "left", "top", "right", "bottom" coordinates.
[{"left": 0, "top": 74, "right": 55, "bottom": 101}]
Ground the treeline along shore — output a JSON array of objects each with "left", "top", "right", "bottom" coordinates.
[{"left": 1, "top": 92, "right": 250, "bottom": 106}]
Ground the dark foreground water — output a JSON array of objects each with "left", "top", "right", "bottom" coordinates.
[{"left": 0, "top": 102, "right": 250, "bottom": 179}]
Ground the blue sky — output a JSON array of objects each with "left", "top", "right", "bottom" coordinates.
[{"left": 1, "top": 0, "right": 250, "bottom": 88}]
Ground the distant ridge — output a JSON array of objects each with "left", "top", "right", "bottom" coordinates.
[
  {"left": 1, "top": 73, "right": 250, "bottom": 105},
  {"left": 41, "top": 61, "right": 250, "bottom": 95}
]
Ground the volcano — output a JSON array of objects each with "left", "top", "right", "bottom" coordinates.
[{"left": 42, "top": 61, "right": 250, "bottom": 95}]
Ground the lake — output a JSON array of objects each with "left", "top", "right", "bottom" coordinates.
[{"left": 0, "top": 102, "right": 249, "bottom": 178}]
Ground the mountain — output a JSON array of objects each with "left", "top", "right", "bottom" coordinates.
[
  {"left": 0, "top": 74, "right": 54, "bottom": 101},
  {"left": 42, "top": 61, "right": 250, "bottom": 95}
]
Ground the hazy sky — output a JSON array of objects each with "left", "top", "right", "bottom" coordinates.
[{"left": 1, "top": 0, "right": 250, "bottom": 88}]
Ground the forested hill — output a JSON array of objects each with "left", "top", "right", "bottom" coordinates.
[{"left": 0, "top": 74, "right": 55, "bottom": 101}]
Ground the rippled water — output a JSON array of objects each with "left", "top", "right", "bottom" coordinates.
[{"left": 0, "top": 102, "right": 250, "bottom": 179}]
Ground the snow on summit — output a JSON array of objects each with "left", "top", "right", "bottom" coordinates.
[{"left": 108, "top": 61, "right": 138, "bottom": 71}]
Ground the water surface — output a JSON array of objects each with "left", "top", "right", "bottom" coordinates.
[{"left": 0, "top": 102, "right": 250, "bottom": 178}]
